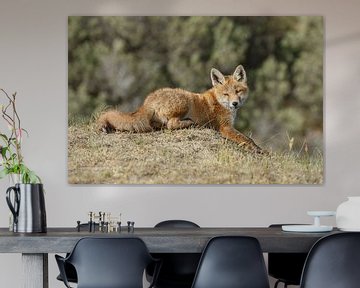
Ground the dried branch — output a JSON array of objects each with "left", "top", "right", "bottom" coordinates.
[{"left": 0, "top": 89, "right": 24, "bottom": 170}]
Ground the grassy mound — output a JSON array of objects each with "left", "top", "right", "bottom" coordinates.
[{"left": 68, "top": 124, "right": 323, "bottom": 185}]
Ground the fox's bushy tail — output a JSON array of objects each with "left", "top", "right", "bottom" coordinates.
[{"left": 97, "top": 107, "right": 153, "bottom": 133}]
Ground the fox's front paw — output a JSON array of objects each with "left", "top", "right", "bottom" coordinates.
[
  {"left": 256, "top": 147, "right": 270, "bottom": 156},
  {"left": 249, "top": 143, "right": 270, "bottom": 156}
]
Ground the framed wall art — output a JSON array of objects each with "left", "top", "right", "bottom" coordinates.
[{"left": 68, "top": 16, "right": 323, "bottom": 184}]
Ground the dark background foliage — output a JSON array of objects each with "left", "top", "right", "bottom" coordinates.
[{"left": 68, "top": 16, "right": 323, "bottom": 152}]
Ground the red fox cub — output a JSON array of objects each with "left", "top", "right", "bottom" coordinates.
[{"left": 98, "top": 65, "right": 263, "bottom": 153}]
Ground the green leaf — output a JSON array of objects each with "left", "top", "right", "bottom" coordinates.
[
  {"left": 28, "top": 170, "right": 41, "bottom": 184},
  {"left": 21, "top": 128, "right": 29, "bottom": 137},
  {"left": 11, "top": 164, "right": 20, "bottom": 174},
  {"left": 0, "top": 133, "right": 8, "bottom": 141},
  {"left": 18, "top": 164, "right": 41, "bottom": 184},
  {"left": 10, "top": 153, "right": 18, "bottom": 161},
  {"left": 0, "top": 168, "right": 9, "bottom": 179},
  {"left": 1, "top": 146, "right": 8, "bottom": 157}
]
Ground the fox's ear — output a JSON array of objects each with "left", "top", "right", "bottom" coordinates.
[
  {"left": 233, "top": 65, "right": 247, "bottom": 82},
  {"left": 211, "top": 68, "right": 225, "bottom": 86}
]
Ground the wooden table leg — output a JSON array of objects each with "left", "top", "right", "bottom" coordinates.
[{"left": 22, "top": 253, "right": 48, "bottom": 288}]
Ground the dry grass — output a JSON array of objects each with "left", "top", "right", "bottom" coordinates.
[{"left": 68, "top": 123, "right": 323, "bottom": 185}]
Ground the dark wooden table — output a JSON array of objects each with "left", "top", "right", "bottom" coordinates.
[{"left": 0, "top": 227, "right": 339, "bottom": 288}]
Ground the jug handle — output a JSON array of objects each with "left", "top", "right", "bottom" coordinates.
[{"left": 6, "top": 186, "right": 20, "bottom": 224}]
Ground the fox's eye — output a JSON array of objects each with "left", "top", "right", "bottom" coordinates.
[
  {"left": 236, "top": 90, "right": 242, "bottom": 94},
  {"left": 224, "top": 93, "right": 229, "bottom": 97}
]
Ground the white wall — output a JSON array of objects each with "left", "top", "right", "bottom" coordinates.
[{"left": 0, "top": 0, "right": 360, "bottom": 287}]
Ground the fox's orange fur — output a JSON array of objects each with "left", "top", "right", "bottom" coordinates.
[{"left": 98, "top": 65, "right": 263, "bottom": 153}]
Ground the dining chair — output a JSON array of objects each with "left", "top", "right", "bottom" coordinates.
[
  {"left": 191, "top": 236, "right": 270, "bottom": 288},
  {"left": 268, "top": 224, "right": 308, "bottom": 288},
  {"left": 56, "top": 223, "right": 99, "bottom": 284},
  {"left": 55, "top": 237, "right": 161, "bottom": 288},
  {"left": 147, "top": 220, "right": 201, "bottom": 288},
  {"left": 300, "top": 232, "right": 360, "bottom": 288}
]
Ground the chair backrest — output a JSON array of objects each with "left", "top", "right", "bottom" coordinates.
[
  {"left": 155, "top": 220, "right": 200, "bottom": 228},
  {"left": 268, "top": 224, "right": 308, "bottom": 285},
  {"left": 66, "top": 237, "right": 154, "bottom": 288},
  {"left": 300, "top": 232, "right": 360, "bottom": 288},
  {"left": 191, "top": 236, "right": 270, "bottom": 288},
  {"left": 151, "top": 220, "right": 201, "bottom": 287}
]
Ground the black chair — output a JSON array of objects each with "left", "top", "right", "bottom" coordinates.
[
  {"left": 300, "top": 232, "right": 360, "bottom": 288},
  {"left": 55, "top": 237, "right": 160, "bottom": 288},
  {"left": 154, "top": 220, "right": 200, "bottom": 229},
  {"left": 268, "top": 224, "right": 308, "bottom": 288},
  {"left": 191, "top": 236, "right": 270, "bottom": 288},
  {"left": 147, "top": 220, "right": 201, "bottom": 288},
  {"left": 56, "top": 262, "right": 77, "bottom": 284},
  {"left": 56, "top": 223, "right": 99, "bottom": 284}
]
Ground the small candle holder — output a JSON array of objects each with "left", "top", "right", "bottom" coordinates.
[{"left": 307, "top": 211, "right": 336, "bottom": 227}]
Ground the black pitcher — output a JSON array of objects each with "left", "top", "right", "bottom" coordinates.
[{"left": 6, "top": 183, "right": 47, "bottom": 233}]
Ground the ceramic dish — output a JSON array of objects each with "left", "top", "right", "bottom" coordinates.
[{"left": 282, "top": 225, "right": 333, "bottom": 232}]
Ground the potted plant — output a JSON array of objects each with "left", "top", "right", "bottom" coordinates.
[
  {"left": 0, "top": 89, "right": 41, "bottom": 183},
  {"left": 1, "top": 88, "right": 46, "bottom": 233}
]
